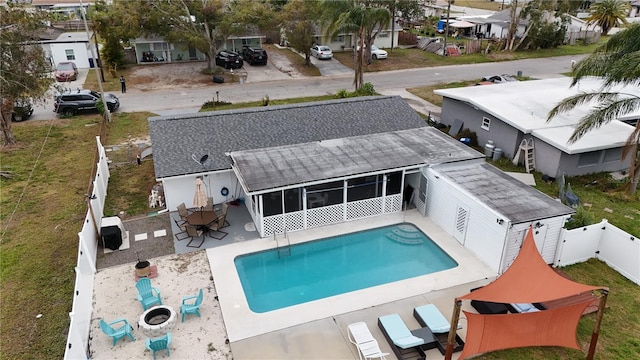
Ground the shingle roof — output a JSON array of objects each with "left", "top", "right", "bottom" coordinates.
[
  {"left": 148, "top": 96, "right": 428, "bottom": 179},
  {"left": 230, "top": 127, "right": 484, "bottom": 193},
  {"left": 435, "top": 163, "right": 574, "bottom": 223}
]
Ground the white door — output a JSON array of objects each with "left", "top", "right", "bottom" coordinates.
[
  {"left": 532, "top": 224, "right": 548, "bottom": 254},
  {"left": 453, "top": 204, "right": 470, "bottom": 245}
]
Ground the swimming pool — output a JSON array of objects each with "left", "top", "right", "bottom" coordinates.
[{"left": 234, "top": 223, "right": 458, "bottom": 313}]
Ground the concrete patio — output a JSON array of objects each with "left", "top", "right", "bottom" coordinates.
[{"left": 91, "top": 208, "right": 497, "bottom": 359}]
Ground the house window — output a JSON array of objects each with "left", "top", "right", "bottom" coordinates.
[
  {"left": 65, "top": 49, "right": 75, "bottom": 60},
  {"left": 481, "top": 117, "right": 491, "bottom": 130},
  {"left": 379, "top": 31, "right": 389, "bottom": 38},
  {"left": 241, "top": 39, "right": 248, "bottom": 45},
  {"left": 577, "top": 151, "right": 601, "bottom": 167},
  {"left": 336, "top": 36, "right": 344, "bottom": 42},
  {"left": 152, "top": 42, "right": 169, "bottom": 51},
  {"left": 603, "top": 148, "right": 622, "bottom": 163}
]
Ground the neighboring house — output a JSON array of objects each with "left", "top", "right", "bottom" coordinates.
[
  {"left": 434, "top": 77, "right": 639, "bottom": 178},
  {"left": 40, "top": 31, "right": 94, "bottom": 69},
  {"left": 131, "top": 30, "right": 264, "bottom": 64},
  {"left": 131, "top": 37, "right": 206, "bottom": 64},
  {"left": 467, "top": 8, "right": 528, "bottom": 39},
  {"left": 148, "top": 96, "right": 574, "bottom": 274}
]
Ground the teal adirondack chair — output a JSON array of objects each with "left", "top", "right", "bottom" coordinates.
[
  {"left": 146, "top": 332, "right": 171, "bottom": 359},
  {"left": 180, "top": 288, "right": 204, "bottom": 322},
  {"left": 99, "top": 318, "right": 135, "bottom": 346},
  {"left": 136, "top": 278, "right": 162, "bottom": 310}
]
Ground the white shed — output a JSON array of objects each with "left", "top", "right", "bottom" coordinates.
[{"left": 422, "top": 161, "right": 574, "bottom": 273}]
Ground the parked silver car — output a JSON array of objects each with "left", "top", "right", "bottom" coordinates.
[{"left": 311, "top": 45, "right": 333, "bottom": 60}]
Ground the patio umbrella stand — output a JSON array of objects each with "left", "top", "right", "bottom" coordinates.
[{"left": 135, "top": 251, "right": 151, "bottom": 278}]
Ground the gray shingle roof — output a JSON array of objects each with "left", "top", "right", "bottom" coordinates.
[
  {"left": 148, "top": 96, "right": 428, "bottom": 179},
  {"left": 436, "top": 163, "right": 574, "bottom": 223},
  {"left": 231, "top": 127, "right": 484, "bottom": 193}
]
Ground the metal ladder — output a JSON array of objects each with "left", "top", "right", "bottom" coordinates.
[{"left": 274, "top": 229, "right": 290, "bottom": 258}]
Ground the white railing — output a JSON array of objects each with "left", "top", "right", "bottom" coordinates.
[
  {"left": 260, "top": 194, "right": 403, "bottom": 237},
  {"left": 555, "top": 219, "right": 639, "bottom": 285},
  {"left": 64, "top": 137, "right": 110, "bottom": 360}
]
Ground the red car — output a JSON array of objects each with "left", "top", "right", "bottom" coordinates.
[{"left": 55, "top": 62, "right": 78, "bottom": 82}]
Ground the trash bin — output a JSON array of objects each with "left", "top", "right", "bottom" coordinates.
[
  {"left": 492, "top": 147, "right": 503, "bottom": 161},
  {"left": 484, "top": 140, "right": 495, "bottom": 158}
]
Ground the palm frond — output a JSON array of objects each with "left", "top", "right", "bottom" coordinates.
[{"left": 568, "top": 95, "right": 640, "bottom": 143}]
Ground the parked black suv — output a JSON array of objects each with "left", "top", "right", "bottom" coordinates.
[
  {"left": 12, "top": 98, "right": 33, "bottom": 122},
  {"left": 54, "top": 89, "right": 119, "bottom": 116},
  {"left": 242, "top": 47, "right": 268, "bottom": 66},
  {"left": 215, "top": 50, "right": 243, "bottom": 69}
]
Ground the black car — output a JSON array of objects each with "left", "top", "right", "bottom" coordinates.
[
  {"left": 215, "top": 50, "right": 244, "bottom": 69},
  {"left": 242, "top": 46, "right": 268, "bottom": 66},
  {"left": 12, "top": 98, "right": 33, "bottom": 122},
  {"left": 54, "top": 89, "right": 119, "bottom": 116}
]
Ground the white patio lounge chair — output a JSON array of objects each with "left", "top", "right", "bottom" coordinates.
[{"left": 347, "top": 322, "right": 389, "bottom": 360}]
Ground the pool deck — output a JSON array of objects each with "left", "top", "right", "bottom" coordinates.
[{"left": 91, "top": 209, "right": 497, "bottom": 359}]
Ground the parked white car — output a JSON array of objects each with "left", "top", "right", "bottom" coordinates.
[
  {"left": 311, "top": 45, "right": 333, "bottom": 60},
  {"left": 357, "top": 45, "right": 388, "bottom": 59}
]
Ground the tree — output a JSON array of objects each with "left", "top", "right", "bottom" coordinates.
[
  {"left": 516, "top": 0, "right": 570, "bottom": 50},
  {"left": 0, "top": 6, "right": 54, "bottom": 146},
  {"left": 585, "top": 0, "right": 630, "bottom": 36},
  {"left": 280, "top": 0, "right": 320, "bottom": 66},
  {"left": 320, "top": 0, "right": 390, "bottom": 90},
  {"left": 548, "top": 24, "right": 640, "bottom": 194},
  {"left": 90, "top": 0, "right": 139, "bottom": 74}
]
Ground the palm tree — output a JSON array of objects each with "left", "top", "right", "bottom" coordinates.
[
  {"left": 585, "top": 0, "right": 630, "bottom": 35},
  {"left": 320, "top": 0, "right": 390, "bottom": 90},
  {"left": 548, "top": 24, "right": 640, "bottom": 194}
]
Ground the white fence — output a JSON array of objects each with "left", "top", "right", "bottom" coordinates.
[
  {"left": 64, "top": 137, "right": 110, "bottom": 360},
  {"left": 63, "top": 137, "right": 637, "bottom": 358},
  {"left": 555, "top": 219, "right": 640, "bottom": 286}
]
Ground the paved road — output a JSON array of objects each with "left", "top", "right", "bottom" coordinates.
[{"left": 30, "top": 55, "right": 584, "bottom": 120}]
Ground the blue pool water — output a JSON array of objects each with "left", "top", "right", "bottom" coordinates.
[{"left": 234, "top": 223, "right": 458, "bottom": 313}]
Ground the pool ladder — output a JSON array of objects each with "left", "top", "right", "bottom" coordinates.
[{"left": 274, "top": 229, "right": 291, "bottom": 258}]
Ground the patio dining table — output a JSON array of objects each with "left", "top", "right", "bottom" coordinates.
[{"left": 186, "top": 210, "right": 218, "bottom": 232}]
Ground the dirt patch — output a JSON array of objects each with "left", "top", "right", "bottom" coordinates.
[{"left": 128, "top": 62, "right": 213, "bottom": 91}]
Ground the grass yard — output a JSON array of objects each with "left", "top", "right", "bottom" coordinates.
[{"left": 333, "top": 40, "right": 605, "bottom": 73}]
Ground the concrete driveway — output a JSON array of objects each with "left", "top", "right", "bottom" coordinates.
[{"left": 309, "top": 55, "right": 353, "bottom": 77}]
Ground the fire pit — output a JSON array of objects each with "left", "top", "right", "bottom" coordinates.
[
  {"left": 135, "top": 251, "right": 151, "bottom": 277},
  {"left": 138, "top": 305, "right": 176, "bottom": 337}
]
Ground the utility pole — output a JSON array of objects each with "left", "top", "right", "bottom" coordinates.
[
  {"left": 442, "top": 0, "right": 452, "bottom": 57},
  {"left": 79, "top": 0, "right": 110, "bottom": 122}
]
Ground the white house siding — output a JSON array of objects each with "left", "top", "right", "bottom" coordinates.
[
  {"left": 500, "top": 216, "right": 569, "bottom": 272},
  {"left": 161, "top": 170, "right": 240, "bottom": 211},
  {"left": 425, "top": 167, "right": 508, "bottom": 273},
  {"left": 50, "top": 42, "right": 91, "bottom": 68}
]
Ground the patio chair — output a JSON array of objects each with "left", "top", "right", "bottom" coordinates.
[
  {"left": 220, "top": 203, "right": 230, "bottom": 227},
  {"left": 177, "top": 203, "right": 190, "bottom": 220},
  {"left": 99, "top": 317, "right": 135, "bottom": 346},
  {"left": 136, "top": 278, "right": 162, "bottom": 310},
  {"left": 347, "top": 322, "right": 389, "bottom": 360},
  {"left": 377, "top": 314, "right": 432, "bottom": 360},
  {"left": 185, "top": 224, "right": 205, "bottom": 248},
  {"left": 413, "top": 304, "right": 465, "bottom": 354},
  {"left": 146, "top": 332, "right": 171, "bottom": 359},
  {"left": 207, "top": 214, "right": 228, "bottom": 240},
  {"left": 180, "top": 288, "right": 204, "bottom": 322}
]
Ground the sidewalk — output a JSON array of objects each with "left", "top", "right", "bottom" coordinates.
[{"left": 378, "top": 88, "right": 441, "bottom": 116}]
